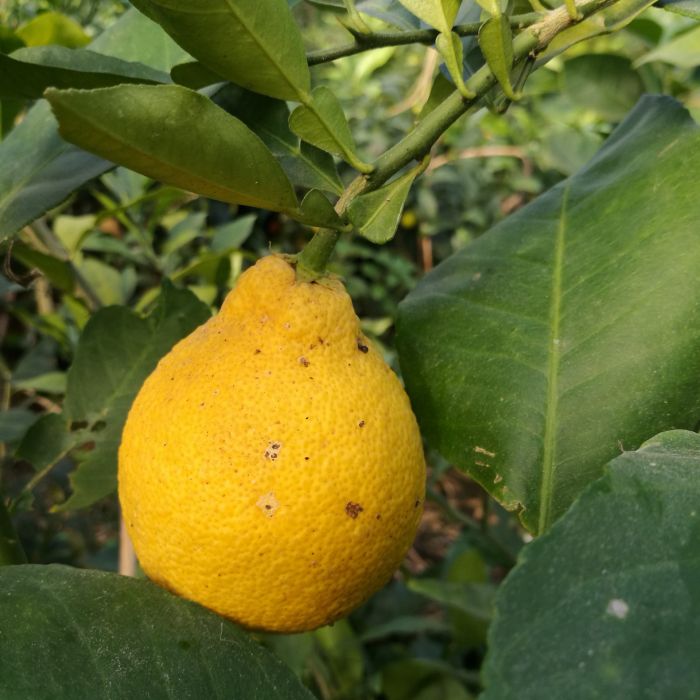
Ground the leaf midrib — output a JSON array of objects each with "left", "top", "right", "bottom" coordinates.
[{"left": 538, "top": 184, "right": 570, "bottom": 534}]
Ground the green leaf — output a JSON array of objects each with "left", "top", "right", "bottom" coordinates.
[
  {"left": 635, "top": 25, "right": 700, "bottom": 68},
  {"left": 313, "top": 621, "right": 365, "bottom": 697},
  {"left": 16, "top": 413, "right": 81, "bottom": 477},
  {"left": 478, "top": 16, "right": 516, "bottom": 100},
  {"left": 396, "top": 96, "right": 700, "bottom": 534},
  {"left": 210, "top": 214, "right": 257, "bottom": 253},
  {"left": 407, "top": 579, "right": 494, "bottom": 621},
  {"left": 0, "top": 26, "right": 25, "bottom": 54},
  {"left": 56, "top": 282, "right": 210, "bottom": 510},
  {"left": 357, "top": 0, "right": 422, "bottom": 29},
  {"left": 46, "top": 84, "right": 298, "bottom": 213},
  {"left": 654, "top": 0, "right": 700, "bottom": 18},
  {"left": 16, "top": 11, "right": 90, "bottom": 48},
  {"left": 474, "top": 0, "right": 501, "bottom": 15},
  {"left": 283, "top": 142, "right": 344, "bottom": 195},
  {"left": 170, "top": 60, "right": 224, "bottom": 89},
  {"left": 9, "top": 240, "right": 75, "bottom": 292},
  {"left": 418, "top": 72, "right": 455, "bottom": 121},
  {"left": 0, "top": 46, "right": 167, "bottom": 100},
  {"left": 130, "top": 0, "right": 310, "bottom": 101},
  {"left": 0, "top": 564, "right": 314, "bottom": 699},
  {"left": 0, "top": 9, "right": 187, "bottom": 242},
  {"left": 563, "top": 54, "right": 644, "bottom": 122},
  {"left": 382, "top": 659, "right": 474, "bottom": 700},
  {"left": 435, "top": 32, "right": 473, "bottom": 99},
  {"left": 12, "top": 371, "right": 66, "bottom": 394},
  {"left": 0, "top": 409, "right": 37, "bottom": 445},
  {"left": 397, "top": 0, "right": 461, "bottom": 33},
  {"left": 540, "top": 0, "right": 655, "bottom": 62},
  {"left": 289, "top": 86, "right": 358, "bottom": 162},
  {"left": 295, "top": 189, "right": 344, "bottom": 228},
  {"left": 360, "top": 615, "right": 450, "bottom": 642},
  {"left": 483, "top": 430, "right": 700, "bottom": 699},
  {"left": 217, "top": 87, "right": 343, "bottom": 195},
  {"left": 347, "top": 168, "right": 418, "bottom": 243}
]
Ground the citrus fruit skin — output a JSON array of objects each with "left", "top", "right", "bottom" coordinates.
[{"left": 118, "top": 255, "right": 426, "bottom": 632}]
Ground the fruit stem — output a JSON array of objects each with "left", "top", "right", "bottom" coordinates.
[
  {"left": 295, "top": 175, "right": 368, "bottom": 280},
  {"left": 295, "top": 228, "right": 341, "bottom": 281}
]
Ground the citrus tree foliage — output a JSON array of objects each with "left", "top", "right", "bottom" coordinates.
[{"left": 0, "top": 0, "right": 699, "bottom": 696}]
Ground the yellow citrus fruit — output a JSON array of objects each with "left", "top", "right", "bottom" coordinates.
[{"left": 118, "top": 255, "right": 426, "bottom": 632}]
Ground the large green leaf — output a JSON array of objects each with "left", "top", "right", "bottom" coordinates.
[
  {"left": 0, "top": 564, "right": 314, "bottom": 699},
  {"left": 0, "top": 10, "right": 187, "bottom": 242},
  {"left": 46, "top": 84, "right": 298, "bottom": 212},
  {"left": 0, "top": 46, "right": 167, "bottom": 100},
  {"left": 396, "top": 96, "right": 700, "bottom": 534},
  {"left": 55, "top": 282, "right": 210, "bottom": 510},
  {"left": 482, "top": 430, "right": 700, "bottom": 699},
  {"left": 130, "top": 0, "right": 310, "bottom": 101}
]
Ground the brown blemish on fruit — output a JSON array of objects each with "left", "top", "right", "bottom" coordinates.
[
  {"left": 414, "top": 499, "right": 421, "bottom": 508},
  {"left": 299, "top": 356, "right": 310, "bottom": 367},
  {"left": 254, "top": 349, "right": 261, "bottom": 355},
  {"left": 256, "top": 492, "right": 279, "bottom": 517},
  {"left": 358, "top": 420, "right": 365, "bottom": 428},
  {"left": 376, "top": 514, "right": 381, "bottom": 520},
  {"left": 264, "top": 441, "right": 282, "bottom": 460},
  {"left": 357, "top": 340, "right": 369, "bottom": 353},
  {"left": 345, "top": 502, "right": 364, "bottom": 519}
]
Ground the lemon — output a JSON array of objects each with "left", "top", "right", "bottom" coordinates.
[{"left": 118, "top": 255, "right": 426, "bottom": 632}]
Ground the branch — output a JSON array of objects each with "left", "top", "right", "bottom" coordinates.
[
  {"left": 296, "top": 0, "right": 621, "bottom": 277},
  {"left": 368, "top": 0, "right": 618, "bottom": 188},
  {"left": 307, "top": 13, "right": 542, "bottom": 66}
]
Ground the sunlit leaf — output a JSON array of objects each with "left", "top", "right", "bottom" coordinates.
[
  {"left": 397, "top": 97, "right": 700, "bottom": 534},
  {"left": 0, "top": 10, "right": 187, "bottom": 241},
  {"left": 397, "top": 0, "right": 461, "bottom": 32},
  {"left": 130, "top": 0, "right": 310, "bottom": 100},
  {"left": 289, "top": 86, "right": 358, "bottom": 162},
  {"left": 348, "top": 168, "right": 418, "bottom": 243},
  {"left": 16, "top": 11, "right": 90, "bottom": 48},
  {"left": 46, "top": 84, "right": 298, "bottom": 212}
]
